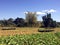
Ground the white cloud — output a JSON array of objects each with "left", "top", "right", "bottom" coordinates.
[
  {"left": 24, "top": 9, "right": 56, "bottom": 15},
  {"left": 36, "top": 12, "right": 46, "bottom": 15},
  {"left": 48, "top": 9, "right": 56, "bottom": 13},
  {"left": 24, "top": 12, "right": 46, "bottom": 15},
  {"left": 42, "top": 9, "right": 56, "bottom": 13},
  {"left": 37, "top": 9, "right": 56, "bottom": 15}
]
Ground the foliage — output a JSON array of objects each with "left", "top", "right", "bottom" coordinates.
[
  {"left": 25, "top": 12, "right": 38, "bottom": 27},
  {"left": 0, "top": 13, "right": 58, "bottom": 27},
  {"left": 42, "top": 13, "right": 57, "bottom": 28},
  {"left": 55, "top": 32, "right": 60, "bottom": 38},
  {"left": 14, "top": 17, "right": 25, "bottom": 27},
  {"left": 0, "top": 18, "right": 16, "bottom": 27},
  {"left": 0, "top": 33, "right": 60, "bottom": 45}
]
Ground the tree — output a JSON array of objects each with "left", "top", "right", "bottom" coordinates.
[
  {"left": 7, "top": 18, "right": 16, "bottom": 27},
  {"left": 0, "top": 20, "right": 4, "bottom": 27},
  {"left": 42, "top": 13, "right": 57, "bottom": 28},
  {"left": 25, "top": 12, "right": 37, "bottom": 27},
  {"left": 2, "top": 19, "right": 8, "bottom": 27},
  {"left": 8, "top": 18, "right": 14, "bottom": 22},
  {"left": 14, "top": 17, "right": 25, "bottom": 27}
]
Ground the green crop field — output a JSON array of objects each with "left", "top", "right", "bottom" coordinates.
[
  {"left": 0, "top": 32, "right": 60, "bottom": 45},
  {"left": 0, "top": 27, "right": 60, "bottom": 45}
]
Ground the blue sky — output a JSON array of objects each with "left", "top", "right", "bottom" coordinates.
[{"left": 0, "top": 0, "right": 60, "bottom": 22}]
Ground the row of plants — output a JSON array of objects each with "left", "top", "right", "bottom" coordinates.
[{"left": 0, "top": 32, "right": 60, "bottom": 45}]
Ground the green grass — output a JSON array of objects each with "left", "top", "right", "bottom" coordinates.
[{"left": 0, "top": 32, "right": 60, "bottom": 45}]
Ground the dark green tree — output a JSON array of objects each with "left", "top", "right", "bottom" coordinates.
[
  {"left": 14, "top": 17, "right": 25, "bottom": 27},
  {"left": 42, "top": 13, "right": 56, "bottom": 28}
]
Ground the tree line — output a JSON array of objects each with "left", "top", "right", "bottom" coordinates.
[
  {"left": 0, "top": 12, "right": 40, "bottom": 27},
  {"left": 0, "top": 12, "right": 59, "bottom": 27}
]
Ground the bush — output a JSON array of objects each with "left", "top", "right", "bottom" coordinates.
[{"left": 2, "top": 27, "right": 16, "bottom": 30}]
